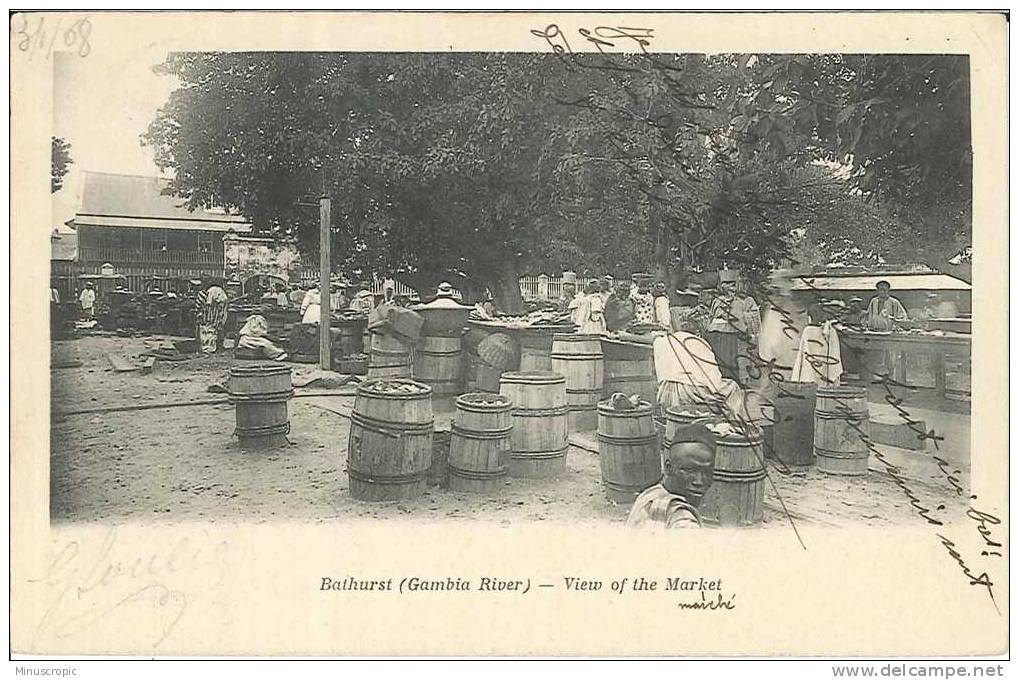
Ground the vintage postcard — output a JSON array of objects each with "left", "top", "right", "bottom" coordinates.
[{"left": 10, "top": 11, "right": 1008, "bottom": 658}]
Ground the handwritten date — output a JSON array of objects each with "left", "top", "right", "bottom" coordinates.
[{"left": 11, "top": 15, "right": 91, "bottom": 60}]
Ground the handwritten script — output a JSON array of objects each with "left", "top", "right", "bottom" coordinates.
[{"left": 26, "top": 527, "right": 228, "bottom": 649}]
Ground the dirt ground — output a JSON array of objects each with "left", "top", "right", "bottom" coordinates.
[{"left": 49, "top": 334, "right": 971, "bottom": 529}]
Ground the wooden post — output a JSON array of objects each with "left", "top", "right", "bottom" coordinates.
[{"left": 319, "top": 196, "right": 331, "bottom": 370}]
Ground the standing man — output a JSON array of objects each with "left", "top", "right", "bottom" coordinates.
[
  {"left": 626, "top": 421, "right": 717, "bottom": 530},
  {"left": 349, "top": 282, "right": 376, "bottom": 315},
  {"left": 866, "top": 280, "right": 909, "bottom": 331},
  {"left": 301, "top": 285, "right": 322, "bottom": 324},
  {"left": 604, "top": 280, "right": 636, "bottom": 332},
  {"left": 198, "top": 279, "right": 229, "bottom": 353},
  {"left": 652, "top": 281, "right": 672, "bottom": 330},
  {"left": 599, "top": 276, "right": 614, "bottom": 305},
  {"left": 78, "top": 282, "right": 96, "bottom": 321},
  {"left": 705, "top": 272, "right": 746, "bottom": 381},
  {"left": 558, "top": 281, "right": 577, "bottom": 314}
]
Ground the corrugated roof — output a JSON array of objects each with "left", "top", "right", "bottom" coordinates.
[
  {"left": 793, "top": 273, "right": 971, "bottom": 292},
  {"left": 75, "top": 171, "right": 252, "bottom": 232},
  {"left": 51, "top": 232, "right": 77, "bottom": 261}
]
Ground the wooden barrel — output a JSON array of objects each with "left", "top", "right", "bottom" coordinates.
[
  {"left": 550, "top": 334, "right": 604, "bottom": 432},
  {"left": 414, "top": 336, "right": 462, "bottom": 395},
  {"left": 228, "top": 363, "right": 293, "bottom": 448},
  {"left": 601, "top": 338, "right": 657, "bottom": 405},
  {"left": 814, "top": 385, "right": 870, "bottom": 476},
  {"left": 662, "top": 405, "right": 719, "bottom": 453},
  {"left": 698, "top": 429, "right": 766, "bottom": 527},
  {"left": 347, "top": 378, "right": 434, "bottom": 501},
  {"left": 773, "top": 382, "right": 817, "bottom": 467},
  {"left": 334, "top": 317, "right": 367, "bottom": 356},
  {"left": 518, "top": 329, "right": 555, "bottom": 372},
  {"left": 428, "top": 426, "right": 451, "bottom": 488},
  {"left": 367, "top": 331, "right": 413, "bottom": 378},
  {"left": 449, "top": 393, "right": 513, "bottom": 493},
  {"left": 499, "top": 371, "right": 569, "bottom": 478},
  {"left": 597, "top": 400, "right": 661, "bottom": 504}
]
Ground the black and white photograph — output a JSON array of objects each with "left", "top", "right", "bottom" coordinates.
[{"left": 12, "top": 10, "right": 1008, "bottom": 662}]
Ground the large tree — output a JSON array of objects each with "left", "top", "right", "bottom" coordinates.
[{"left": 746, "top": 54, "right": 972, "bottom": 270}]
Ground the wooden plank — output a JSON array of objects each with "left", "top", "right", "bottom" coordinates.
[{"left": 106, "top": 353, "right": 138, "bottom": 373}]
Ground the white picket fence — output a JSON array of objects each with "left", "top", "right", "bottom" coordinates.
[{"left": 519, "top": 274, "right": 599, "bottom": 301}]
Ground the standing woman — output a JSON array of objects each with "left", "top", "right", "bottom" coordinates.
[
  {"left": 198, "top": 278, "right": 229, "bottom": 354},
  {"left": 576, "top": 280, "right": 606, "bottom": 334}
]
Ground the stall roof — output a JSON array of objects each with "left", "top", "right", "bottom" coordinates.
[
  {"left": 793, "top": 273, "right": 971, "bottom": 292},
  {"left": 73, "top": 171, "right": 252, "bottom": 233}
]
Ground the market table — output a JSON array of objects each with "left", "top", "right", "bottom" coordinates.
[{"left": 839, "top": 328, "right": 971, "bottom": 400}]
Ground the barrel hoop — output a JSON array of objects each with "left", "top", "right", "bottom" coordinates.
[
  {"left": 235, "top": 421, "right": 290, "bottom": 438},
  {"left": 509, "top": 448, "right": 568, "bottom": 461},
  {"left": 815, "top": 410, "right": 868, "bottom": 421},
  {"left": 228, "top": 389, "right": 294, "bottom": 403},
  {"left": 229, "top": 365, "right": 291, "bottom": 377},
  {"left": 566, "top": 388, "right": 604, "bottom": 395},
  {"left": 714, "top": 467, "right": 767, "bottom": 482},
  {"left": 448, "top": 464, "right": 509, "bottom": 480},
  {"left": 814, "top": 447, "right": 869, "bottom": 460},
  {"left": 551, "top": 353, "right": 604, "bottom": 361},
  {"left": 350, "top": 411, "right": 434, "bottom": 436},
  {"left": 452, "top": 423, "right": 514, "bottom": 440},
  {"left": 568, "top": 403, "right": 599, "bottom": 413},
  {"left": 597, "top": 432, "right": 658, "bottom": 446},
  {"left": 346, "top": 468, "right": 427, "bottom": 486},
  {"left": 500, "top": 374, "right": 565, "bottom": 386},
  {"left": 603, "top": 479, "right": 645, "bottom": 493},
  {"left": 418, "top": 349, "right": 462, "bottom": 358},
  {"left": 605, "top": 374, "right": 655, "bottom": 381},
  {"left": 513, "top": 406, "right": 569, "bottom": 418},
  {"left": 597, "top": 405, "right": 654, "bottom": 418}
]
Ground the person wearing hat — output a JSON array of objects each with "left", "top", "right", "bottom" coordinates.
[
  {"left": 626, "top": 421, "right": 717, "bottom": 530},
  {"left": 348, "top": 281, "right": 376, "bottom": 315},
  {"left": 865, "top": 280, "right": 908, "bottom": 331},
  {"left": 78, "top": 281, "right": 96, "bottom": 320},
  {"left": 599, "top": 276, "right": 614, "bottom": 305},
  {"left": 669, "top": 284, "right": 709, "bottom": 336},
  {"left": 651, "top": 320, "right": 747, "bottom": 417},
  {"left": 558, "top": 281, "right": 577, "bottom": 314},
  {"left": 575, "top": 279, "right": 607, "bottom": 334}
]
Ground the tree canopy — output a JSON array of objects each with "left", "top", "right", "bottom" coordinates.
[{"left": 143, "top": 51, "right": 972, "bottom": 307}]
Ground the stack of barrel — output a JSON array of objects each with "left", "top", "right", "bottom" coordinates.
[{"left": 228, "top": 362, "right": 293, "bottom": 449}]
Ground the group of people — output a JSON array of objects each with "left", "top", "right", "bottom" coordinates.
[{"left": 623, "top": 274, "right": 934, "bottom": 531}]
